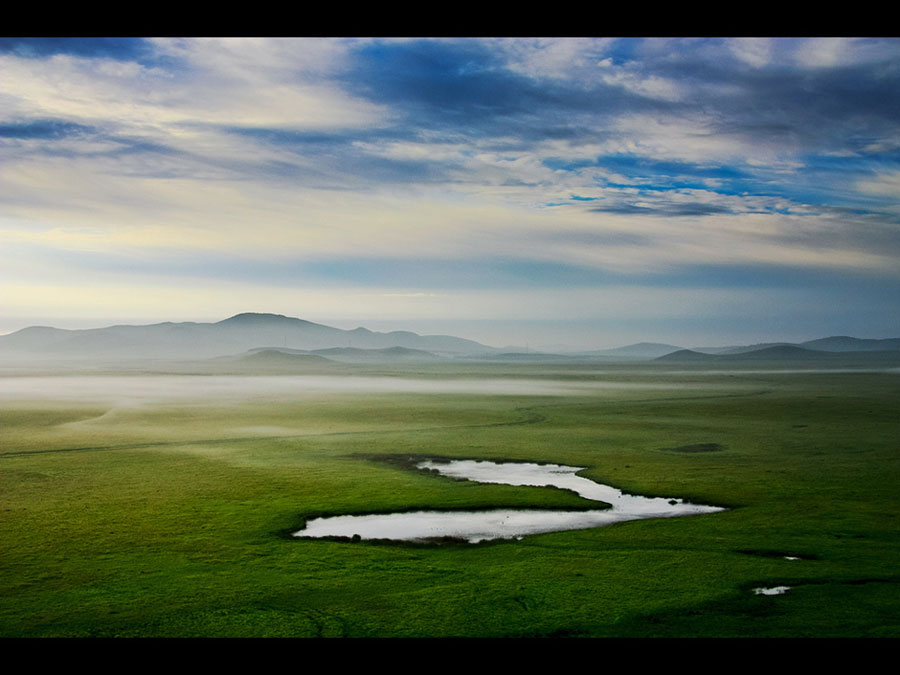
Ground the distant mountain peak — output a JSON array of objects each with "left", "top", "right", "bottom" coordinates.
[
  {"left": 218, "top": 312, "right": 291, "bottom": 323},
  {"left": 216, "top": 312, "right": 328, "bottom": 328}
]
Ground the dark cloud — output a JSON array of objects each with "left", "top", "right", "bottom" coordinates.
[
  {"left": 342, "top": 40, "right": 534, "bottom": 115},
  {"left": 653, "top": 48, "right": 900, "bottom": 155},
  {"left": 338, "top": 39, "right": 667, "bottom": 142}
]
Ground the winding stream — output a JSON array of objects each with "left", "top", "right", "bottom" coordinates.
[{"left": 294, "top": 459, "right": 725, "bottom": 543}]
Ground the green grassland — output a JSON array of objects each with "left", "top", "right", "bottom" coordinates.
[{"left": 2, "top": 364, "right": 899, "bottom": 636}]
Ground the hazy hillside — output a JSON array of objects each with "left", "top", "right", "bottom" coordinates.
[
  {"left": 4, "top": 314, "right": 899, "bottom": 366},
  {"left": 691, "top": 337, "right": 900, "bottom": 356},
  {"left": 801, "top": 336, "right": 900, "bottom": 352},
  {"left": 657, "top": 345, "right": 900, "bottom": 365},
  {"left": 727, "top": 345, "right": 832, "bottom": 360},
  {"left": 309, "top": 346, "right": 444, "bottom": 363},
  {"left": 0, "top": 313, "right": 496, "bottom": 361},
  {"left": 655, "top": 349, "right": 718, "bottom": 363},
  {"left": 464, "top": 352, "right": 594, "bottom": 363},
  {"left": 583, "top": 342, "right": 683, "bottom": 359},
  {"left": 709, "top": 342, "right": 795, "bottom": 355},
  {"left": 195, "top": 349, "right": 343, "bottom": 374}
]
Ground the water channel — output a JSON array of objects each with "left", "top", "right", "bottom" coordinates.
[{"left": 294, "top": 459, "right": 725, "bottom": 543}]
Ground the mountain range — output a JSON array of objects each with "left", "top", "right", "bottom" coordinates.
[
  {"left": 0, "top": 313, "right": 496, "bottom": 361},
  {"left": 1, "top": 313, "right": 899, "bottom": 364}
]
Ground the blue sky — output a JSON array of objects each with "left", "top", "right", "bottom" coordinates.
[{"left": 2, "top": 37, "right": 899, "bottom": 348}]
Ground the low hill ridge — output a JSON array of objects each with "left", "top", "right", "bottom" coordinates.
[{"left": 0, "top": 313, "right": 495, "bottom": 361}]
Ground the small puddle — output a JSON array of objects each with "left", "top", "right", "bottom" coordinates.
[
  {"left": 294, "top": 459, "right": 725, "bottom": 543},
  {"left": 753, "top": 586, "right": 791, "bottom": 596}
]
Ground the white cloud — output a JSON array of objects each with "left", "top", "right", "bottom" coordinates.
[
  {"left": 728, "top": 38, "right": 774, "bottom": 68},
  {"left": 609, "top": 113, "right": 750, "bottom": 164},
  {"left": 856, "top": 170, "right": 900, "bottom": 198},
  {"left": 495, "top": 38, "right": 685, "bottom": 101},
  {"left": 490, "top": 38, "right": 616, "bottom": 81},
  {"left": 0, "top": 41, "right": 390, "bottom": 133},
  {"left": 149, "top": 37, "right": 356, "bottom": 78},
  {"left": 793, "top": 38, "right": 854, "bottom": 68},
  {"left": 3, "top": 154, "right": 894, "bottom": 282},
  {"left": 597, "top": 66, "right": 684, "bottom": 101}
]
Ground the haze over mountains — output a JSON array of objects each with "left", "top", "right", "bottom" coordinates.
[
  {"left": 655, "top": 344, "right": 900, "bottom": 364},
  {"left": 1, "top": 312, "right": 899, "bottom": 366},
  {"left": 654, "top": 337, "right": 900, "bottom": 363},
  {"left": 0, "top": 313, "right": 495, "bottom": 361}
]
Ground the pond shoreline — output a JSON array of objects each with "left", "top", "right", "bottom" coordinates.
[{"left": 293, "top": 457, "right": 725, "bottom": 544}]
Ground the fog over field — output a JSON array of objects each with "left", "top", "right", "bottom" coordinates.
[{"left": 0, "top": 373, "right": 710, "bottom": 402}]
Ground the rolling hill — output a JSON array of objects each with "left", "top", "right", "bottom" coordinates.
[{"left": 656, "top": 344, "right": 900, "bottom": 365}]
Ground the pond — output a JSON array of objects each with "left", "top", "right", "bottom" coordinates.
[
  {"left": 294, "top": 459, "right": 725, "bottom": 543},
  {"left": 753, "top": 586, "right": 791, "bottom": 596}
]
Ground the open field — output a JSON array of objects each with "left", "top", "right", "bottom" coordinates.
[{"left": 2, "top": 363, "right": 899, "bottom": 637}]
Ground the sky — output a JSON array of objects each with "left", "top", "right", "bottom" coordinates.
[{"left": 2, "top": 37, "right": 899, "bottom": 349}]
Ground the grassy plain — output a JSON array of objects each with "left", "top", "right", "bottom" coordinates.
[{"left": 1, "top": 362, "right": 899, "bottom": 636}]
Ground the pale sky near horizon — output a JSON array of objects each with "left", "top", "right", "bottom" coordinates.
[{"left": 2, "top": 38, "right": 899, "bottom": 349}]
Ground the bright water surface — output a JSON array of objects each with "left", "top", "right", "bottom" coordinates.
[{"left": 295, "top": 459, "right": 725, "bottom": 543}]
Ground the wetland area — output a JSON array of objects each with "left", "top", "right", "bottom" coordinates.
[{"left": 2, "top": 362, "right": 899, "bottom": 636}]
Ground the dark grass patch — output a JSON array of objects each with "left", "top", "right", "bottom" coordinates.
[
  {"left": 611, "top": 577, "right": 900, "bottom": 637},
  {"left": 659, "top": 442, "right": 725, "bottom": 453}
]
